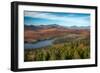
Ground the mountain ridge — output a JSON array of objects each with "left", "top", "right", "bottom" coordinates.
[{"left": 24, "top": 24, "right": 90, "bottom": 30}]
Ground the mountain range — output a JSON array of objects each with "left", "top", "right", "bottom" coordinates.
[{"left": 24, "top": 24, "right": 90, "bottom": 30}]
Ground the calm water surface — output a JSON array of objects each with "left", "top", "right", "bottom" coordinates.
[{"left": 24, "top": 39, "right": 54, "bottom": 49}]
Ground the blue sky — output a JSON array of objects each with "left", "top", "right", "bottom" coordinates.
[{"left": 24, "top": 11, "right": 90, "bottom": 27}]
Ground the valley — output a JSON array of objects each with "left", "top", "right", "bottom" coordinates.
[{"left": 24, "top": 24, "right": 90, "bottom": 61}]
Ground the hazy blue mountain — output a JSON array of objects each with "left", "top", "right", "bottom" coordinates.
[
  {"left": 68, "top": 26, "right": 90, "bottom": 29},
  {"left": 24, "top": 24, "right": 90, "bottom": 30}
]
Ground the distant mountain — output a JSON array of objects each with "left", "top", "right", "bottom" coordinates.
[
  {"left": 24, "top": 25, "right": 40, "bottom": 30},
  {"left": 68, "top": 26, "right": 90, "bottom": 29},
  {"left": 24, "top": 24, "right": 90, "bottom": 30},
  {"left": 24, "top": 24, "right": 65, "bottom": 30}
]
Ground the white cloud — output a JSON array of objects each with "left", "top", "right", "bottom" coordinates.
[{"left": 24, "top": 11, "right": 90, "bottom": 26}]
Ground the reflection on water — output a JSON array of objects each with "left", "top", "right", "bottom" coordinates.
[{"left": 24, "top": 39, "right": 54, "bottom": 49}]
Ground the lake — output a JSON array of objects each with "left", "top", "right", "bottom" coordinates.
[{"left": 24, "top": 39, "right": 54, "bottom": 49}]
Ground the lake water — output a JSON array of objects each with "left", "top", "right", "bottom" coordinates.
[{"left": 24, "top": 39, "right": 54, "bottom": 49}]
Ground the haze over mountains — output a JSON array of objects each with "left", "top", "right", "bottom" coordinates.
[
  {"left": 24, "top": 24, "right": 90, "bottom": 30},
  {"left": 24, "top": 23, "right": 90, "bottom": 44}
]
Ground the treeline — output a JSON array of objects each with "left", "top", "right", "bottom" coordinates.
[{"left": 24, "top": 37, "right": 90, "bottom": 61}]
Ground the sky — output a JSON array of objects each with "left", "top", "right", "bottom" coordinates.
[{"left": 24, "top": 11, "right": 90, "bottom": 27}]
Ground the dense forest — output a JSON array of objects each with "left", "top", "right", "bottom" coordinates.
[{"left": 24, "top": 33, "right": 90, "bottom": 61}]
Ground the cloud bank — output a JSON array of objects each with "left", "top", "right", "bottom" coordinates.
[{"left": 24, "top": 11, "right": 90, "bottom": 26}]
